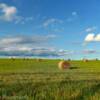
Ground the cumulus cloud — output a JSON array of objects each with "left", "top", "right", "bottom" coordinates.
[
  {"left": 0, "top": 3, "right": 17, "bottom": 21},
  {"left": 0, "top": 3, "right": 34, "bottom": 23},
  {"left": 84, "top": 33, "right": 100, "bottom": 42},
  {"left": 84, "top": 33, "right": 95, "bottom": 42},
  {"left": 94, "top": 34, "right": 100, "bottom": 41}
]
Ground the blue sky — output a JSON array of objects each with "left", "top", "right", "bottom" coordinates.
[{"left": 0, "top": 0, "right": 100, "bottom": 59}]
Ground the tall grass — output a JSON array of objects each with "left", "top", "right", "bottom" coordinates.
[{"left": 0, "top": 59, "right": 100, "bottom": 100}]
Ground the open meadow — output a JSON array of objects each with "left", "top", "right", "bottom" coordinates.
[
  {"left": 1, "top": 0, "right": 100, "bottom": 99},
  {"left": 0, "top": 59, "right": 100, "bottom": 100}
]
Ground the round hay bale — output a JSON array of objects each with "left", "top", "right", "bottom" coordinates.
[
  {"left": 58, "top": 61, "right": 70, "bottom": 70},
  {"left": 83, "top": 59, "right": 88, "bottom": 62},
  {"left": 68, "top": 59, "right": 71, "bottom": 61},
  {"left": 36, "top": 58, "right": 42, "bottom": 62},
  {"left": 95, "top": 58, "right": 99, "bottom": 61}
]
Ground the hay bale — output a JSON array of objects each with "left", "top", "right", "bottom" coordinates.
[
  {"left": 58, "top": 61, "right": 70, "bottom": 70},
  {"left": 36, "top": 58, "right": 43, "bottom": 62},
  {"left": 95, "top": 58, "right": 99, "bottom": 61},
  {"left": 68, "top": 59, "right": 71, "bottom": 61},
  {"left": 11, "top": 57, "right": 15, "bottom": 61},
  {"left": 83, "top": 59, "right": 88, "bottom": 62}
]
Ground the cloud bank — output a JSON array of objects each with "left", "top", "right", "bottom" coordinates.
[
  {"left": 0, "top": 35, "right": 72, "bottom": 57},
  {"left": 0, "top": 35, "right": 99, "bottom": 58}
]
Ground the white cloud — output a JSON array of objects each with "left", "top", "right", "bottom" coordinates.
[
  {"left": 0, "top": 3, "right": 34, "bottom": 24},
  {"left": 85, "top": 26, "right": 97, "bottom": 32},
  {"left": 2, "top": 46, "right": 33, "bottom": 52},
  {"left": 84, "top": 33, "right": 95, "bottom": 42},
  {"left": 0, "top": 3, "right": 17, "bottom": 21},
  {"left": 94, "top": 34, "right": 100, "bottom": 41},
  {"left": 15, "top": 16, "right": 34, "bottom": 24},
  {"left": 0, "top": 35, "right": 73, "bottom": 57},
  {"left": 43, "top": 18, "right": 63, "bottom": 27},
  {"left": 58, "top": 49, "right": 73, "bottom": 56},
  {"left": 0, "top": 46, "right": 71, "bottom": 57},
  {"left": 84, "top": 33, "right": 100, "bottom": 43},
  {"left": 0, "top": 37, "right": 21, "bottom": 45},
  {"left": 0, "top": 35, "right": 56, "bottom": 46}
]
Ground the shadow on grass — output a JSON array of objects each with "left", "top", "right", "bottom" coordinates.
[{"left": 69, "top": 67, "right": 79, "bottom": 69}]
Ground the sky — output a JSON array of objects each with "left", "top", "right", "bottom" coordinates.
[{"left": 0, "top": 0, "right": 100, "bottom": 59}]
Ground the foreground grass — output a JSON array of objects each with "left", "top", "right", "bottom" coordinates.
[
  {"left": 0, "top": 80, "right": 100, "bottom": 100},
  {"left": 0, "top": 59, "right": 100, "bottom": 100}
]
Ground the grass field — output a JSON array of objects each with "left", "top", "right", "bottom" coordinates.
[{"left": 0, "top": 59, "right": 100, "bottom": 100}]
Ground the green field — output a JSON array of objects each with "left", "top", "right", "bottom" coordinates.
[{"left": 0, "top": 59, "right": 100, "bottom": 100}]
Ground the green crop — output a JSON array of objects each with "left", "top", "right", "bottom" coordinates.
[{"left": 0, "top": 59, "right": 100, "bottom": 100}]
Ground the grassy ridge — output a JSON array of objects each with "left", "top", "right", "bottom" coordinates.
[{"left": 0, "top": 59, "right": 100, "bottom": 100}]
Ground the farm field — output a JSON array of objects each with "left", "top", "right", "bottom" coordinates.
[{"left": 0, "top": 59, "right": 100, "bottom": 100}]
